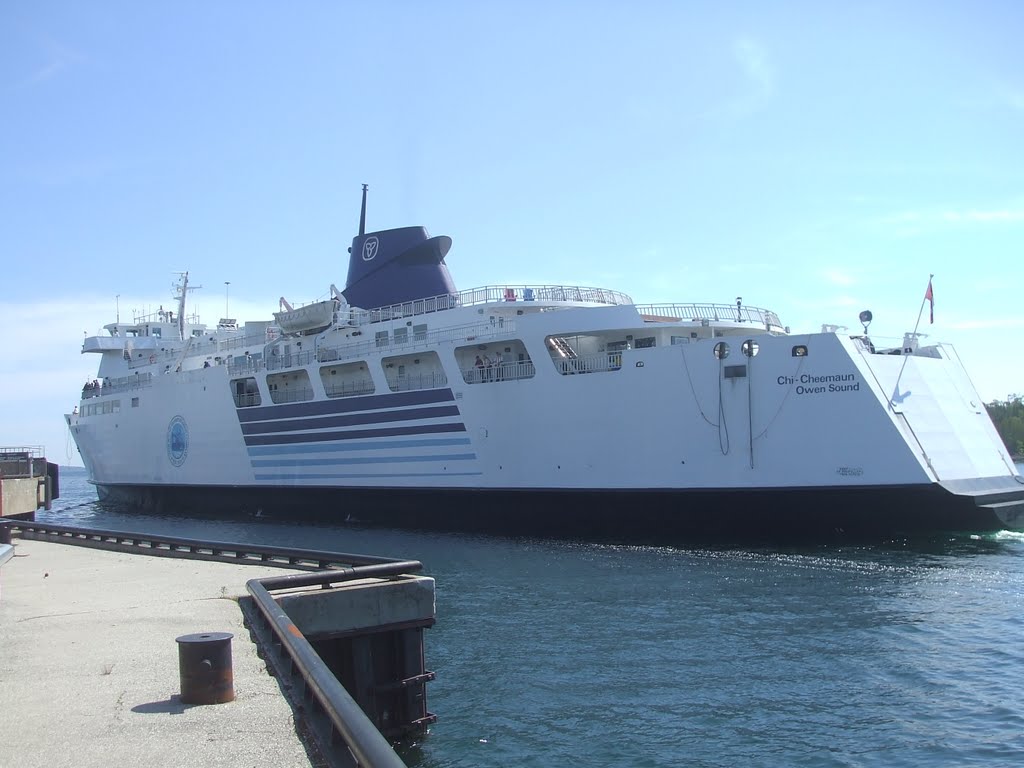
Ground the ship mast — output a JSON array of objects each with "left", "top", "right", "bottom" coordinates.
[
  {"left": 358, "top": 183, "right": 368, "bottom": 236},
  {"left": 173, "top": 272, "right": 202, "bottom": 341}
]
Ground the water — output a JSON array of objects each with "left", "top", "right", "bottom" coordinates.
[{"left": 36, "top": 466, "right": 1024, "bottom": 767}]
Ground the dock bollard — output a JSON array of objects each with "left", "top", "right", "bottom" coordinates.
[{"left": 175, "top": 632, "right": 235, "bottom": 704}]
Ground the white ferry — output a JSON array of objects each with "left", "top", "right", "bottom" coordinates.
[{"left": 67, "top": 188, "right": 1024, "bottom": 538}]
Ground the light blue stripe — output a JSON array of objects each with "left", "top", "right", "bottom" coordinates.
[
  {"left": 246, "top": 437, "right": 472, "bottom": 456},
  {"left": 250, "top": 453, "right": 477, "bottom": 468},
  {"left": 253, "top": 471, "right": 485, "bottom": 480}
]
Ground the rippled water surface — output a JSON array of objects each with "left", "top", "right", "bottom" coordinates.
[{"left": 38, "top": 467, "right": 1024, "bottom": 767}]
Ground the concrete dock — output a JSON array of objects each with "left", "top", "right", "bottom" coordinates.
[{"left": 0, "top": 539, "right": 318, "bottom": 768}]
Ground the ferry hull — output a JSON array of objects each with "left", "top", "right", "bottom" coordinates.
[{"left": 94, "top": 480, "right": 1024, "bottom": 541}]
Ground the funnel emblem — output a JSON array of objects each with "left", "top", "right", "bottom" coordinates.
[{"left": 362, "top": 236, "right": 379, "bottom": 261}]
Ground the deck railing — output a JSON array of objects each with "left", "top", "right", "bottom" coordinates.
[
  {"left": 635, "top": 302, "right": 785, "bottom": 331},
  {"left": 324, "top": 380, "right": 377, "bottom": 399},
  {"left": 349, "top": 284, "right": 633, "bottom": 326},
  {"left": 553, "top": 352, "right": 622, "bottom": 375},
  {"left": 385, "top": 370, "right": 449, "bottom": 392},
  {"left": 81, "top": 373, "right": 155, "bottom": 400},
  {"left": 268, "top": 387, "right": 315, "bottom": 405},
  {"left": 460, "top": 360, "right": 536, "bottom": 384}
]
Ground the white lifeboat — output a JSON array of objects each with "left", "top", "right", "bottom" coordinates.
[{"left": 273, "top": 299, "right": 338, "bottom": 334}]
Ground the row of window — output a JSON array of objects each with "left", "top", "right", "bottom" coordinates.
[
  {"left": 80, "top": 399, "right": 121, "bottom": 416},
  {"left": 230, "top": 335, "right": 806, "bottom": 407},
  {"left": 712, "top": 341, "right": 810, "bottom": 359}
]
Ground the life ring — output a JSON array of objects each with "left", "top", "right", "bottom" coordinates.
[{"left": 149, "top": 354, "right": 156, "bottom": 364}]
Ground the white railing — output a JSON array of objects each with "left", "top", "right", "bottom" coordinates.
[
  {"left": 324, "top": 380, "right": 376, "bottom": 399},
  {"left": 384, "top": 371, "right": 450, "bottom": 392},
  {"left": 350, "top": 284, "right": 633, "bottom": 326},
  {"left": 461, "top": 360, "right": 536, "bottom": 384},
  {"left": 635, "top": 303, "right": 785, "bottom": 331},
  {"left": 269, "top": 387, "right": 315, "bottom": 405},
  {"left": 553, "top": 352, "right": 622, "bottom": 375},
  {"left": 232, "top": 392, "right": 263, "bottom": 408},
  {"left": 81, "top": 372, "right": 154, "bottom": 399}
]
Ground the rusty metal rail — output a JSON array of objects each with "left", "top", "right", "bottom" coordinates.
[
  {"left": 0, "top": 518, "right": 400, "bottom": 570},
  {"left": 245, "top": 565, "right": 425, "bottom": 768}
]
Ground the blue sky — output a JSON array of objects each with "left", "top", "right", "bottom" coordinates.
[{"left": 2, "top": 2, "right": 1022, "bottom": 466}]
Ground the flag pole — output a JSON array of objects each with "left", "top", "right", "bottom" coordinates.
[
  {"left": 890, "top": 274, "right": 934, "bottom": 409},
  {"left": 910, "top": 273, "right": 934, "bottom": 338}
]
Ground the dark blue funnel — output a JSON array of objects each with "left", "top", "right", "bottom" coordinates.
[{"left": 343, "top": 226, "right": 457, "bottom": 310}]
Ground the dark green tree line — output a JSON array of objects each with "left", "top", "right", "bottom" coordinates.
[{"left": 986, "top": 395, "right": 1024, "bottom": 459}]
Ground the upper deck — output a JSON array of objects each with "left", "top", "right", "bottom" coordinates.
[{"left": 80, "top": 281, "right": 786, "bottom": 381}]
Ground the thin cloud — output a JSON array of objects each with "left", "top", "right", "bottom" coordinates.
[
  {"left": 821, "top": 269, "right": 855, "bottom": 287},
  {"left": 881, "top": 205, "right": 1024, "bottom": 234},
  {"left": 946, "top": 316, "right": 1024, "bottom": 331},
  {"left": 20, "top": 36, "right": 83, "bottom": 87},
  {"left": 700, "top": 37, "right": 776, "bottom": 120},
  {"left": 733, "top": 37, "right": 775, "bottom": 100},
  {"left": 995, "top": 85, "right": 1024, "bottom": 112},
  {"left": 940, "top": 209, "right": 1024, "bottom": 223}
]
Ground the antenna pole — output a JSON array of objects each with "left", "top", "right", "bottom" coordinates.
[
  {"left": 890, "top": 274, "right": 934, "bottom": 409},
  {"left": 358, "top": 183, "right": 368, "bottom": 236}
]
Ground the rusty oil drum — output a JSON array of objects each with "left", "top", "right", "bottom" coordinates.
[{"left": 175, "top": 632, "right": 235, "bottom": 704}]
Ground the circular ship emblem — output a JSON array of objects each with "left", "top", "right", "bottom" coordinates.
[
  {"left": 166, "top": 415, "right": 189, "bottom": 467},
  {"left": 362, "top": 236, "right": 379, "bottom": 261}
]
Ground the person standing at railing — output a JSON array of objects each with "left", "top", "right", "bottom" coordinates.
[{"left": 474, "top": 355, "right": 485, "bottom": 384}]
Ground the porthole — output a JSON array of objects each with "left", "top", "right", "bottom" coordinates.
[
  {"left": 741, "top": 340, "right": 760, "bottom": 357},
  {"left": 792, "top": 345, "right": 808, "bottom": 357},
  {"left": 713, "top": 341, "right": 730, "bottom": 359}
]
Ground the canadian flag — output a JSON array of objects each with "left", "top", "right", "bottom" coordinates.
[{"left": 924, "top": 278, "right": 934, "bottom": 324}]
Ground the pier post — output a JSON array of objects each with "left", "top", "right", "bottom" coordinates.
[{"left": 176, "top": 632, "right": 236, "bottom": 705}]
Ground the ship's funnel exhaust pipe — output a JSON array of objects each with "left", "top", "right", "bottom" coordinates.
[{"left": 358, "top": 183, "right": 368, "bottom": 236}]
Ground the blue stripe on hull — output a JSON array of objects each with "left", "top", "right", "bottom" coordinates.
[
  {"left": 252, "top": 471, "right": 484, "bottom": 480},
  {"left": 243, "top": 421, "right": 467, "bottom": 447},
  {"left": 237, "top": 388, "right": 455, "bottom": 423},
  {"left": 250, "top": 453, "right": 477, "bottom": 468},
  {"left": 240, "top": 404, "right": 461, "bottom": 436},
  {"left": 246, "top": 437, "right": 472, "bottom": 456}
]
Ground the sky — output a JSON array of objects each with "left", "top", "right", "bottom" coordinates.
[{"left": 2, "top": 1, "right": 1022, "bottom": 466}]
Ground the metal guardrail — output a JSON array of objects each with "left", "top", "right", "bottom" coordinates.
[
  {"left": 634, "top": 302, "right": 785, "bottom": 331},
  {"left": 0, "top": 518, "right": 425, "bottom": 767},
  {"left": 246, "top": 565, "right": 424, "bottom": 768},
  {"left": 0, "top": 446, "right": 44, "bottom": 459},
  {"left": 0, "top": 519, "right": 401, "bottom": 570}
]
